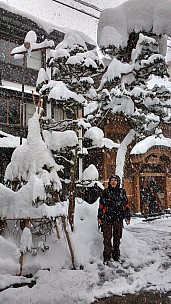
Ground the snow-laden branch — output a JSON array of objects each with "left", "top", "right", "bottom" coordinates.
[{"left": 115, "top": 129, "right": 136, "bottom": 183}]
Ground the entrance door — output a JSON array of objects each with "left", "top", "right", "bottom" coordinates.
[{"left": 139, "top": 174, "right": 165, "bottom": 214}]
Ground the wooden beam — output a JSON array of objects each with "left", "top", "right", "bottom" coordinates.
[
  {"left": 139, "top": 173, "right": 165, "bottom": 177},
  {"left": 136, "top": 175, "right": 141, "bottom": 213}
]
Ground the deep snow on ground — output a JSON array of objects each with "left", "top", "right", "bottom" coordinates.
[{"left": 0, "top": 199, "right": 171, "bottom": 304}]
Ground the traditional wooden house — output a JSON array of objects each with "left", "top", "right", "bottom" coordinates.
[
  {"left": 0, "top": 5, "right": 65, "bottom": 135},
  {"left": 86, "top": 113, "right": 171, "bottom": 214},
  {"left": 0, "top": 5, "right": 64, "bottom": 182},
  {"left": 0, "top": 4, "right": 95, "bottom": 183}
]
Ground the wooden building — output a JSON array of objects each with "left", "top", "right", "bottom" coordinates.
[
  {"left": 86, "top": 113, "right": 171, "bottom": 214},
  {"left": 0, "top": 6, "right": 65, "bottom": 182}
]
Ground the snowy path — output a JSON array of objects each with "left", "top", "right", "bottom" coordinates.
[
  {"left": 0, "top": 216, "right": 171, "bottom": 304},
  {"left": 93, "top": 216, "right": 171, "bottom": 300}
]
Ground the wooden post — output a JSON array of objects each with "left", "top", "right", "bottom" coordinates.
[
  {"left": 61, "top": 216, "right": 75, "bottom": 269},
  {"left": 19, "top": 252, "right": 24, "bottom": 276},
  {"left": 20, "top": 52, "right": 27, "bottom": 144},
  {"left": 165, "top": 175, "right": 170, "bottom": 209},
  {"left": 136, "top": 174, "right": 141, "bottom": 213},
  {"left": 18, "top": 219, "right": 29, "bottom": 276},
  {"left": 68, "top": 145, "right": 77, "bottom": 232},
  {"left": 55, "top": 218, "right": 60, "bottom": 240}
]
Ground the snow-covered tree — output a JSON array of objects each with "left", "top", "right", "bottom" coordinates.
[
  {"left": 0, "top": 108, "right": 73, "bottom": 272},
  {"left": 93, "top": 0, "right": 171, "bottom": 181},
  {"left": 35, "top": 31, "right": 107, "bottom": 230}
]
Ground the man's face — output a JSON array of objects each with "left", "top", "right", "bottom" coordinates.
[{"left": 110, "top": 178, "right": 118, "bottom": 188}]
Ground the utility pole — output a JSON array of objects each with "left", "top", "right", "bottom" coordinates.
[{"left": 20, "top": 42, "right": 30, "bottom": 144}]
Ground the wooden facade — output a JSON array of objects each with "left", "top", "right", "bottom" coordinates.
[
  {"left": 0, "top": 7, "right": 65, "bottom": 182},
  {"left": 89, "top": 114, "right": 171, "bottom": 214}
]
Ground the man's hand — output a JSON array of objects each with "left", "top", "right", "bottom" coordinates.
[
  {"left": 125, "top": 219, "right": 130, "bottom": 225},
  {"left": 98, "top": 219, "right": 102, "bottom": 225}
]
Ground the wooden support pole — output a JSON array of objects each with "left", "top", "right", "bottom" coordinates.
[
  {"left": 165, "top": 175, "right": 170, "bottom": 209},
  {"left": 68, "top": 148, "right": 77, "bottom": 232},
  {"left": 18, "top": 219, "right": 30, "bottom": 276},
  {"left": 55, "top": 219, "right": 60, "bottom": 240},
  {"left": 136, "top": 174, "right": 141, "bottom": 213},
  {"left": 61, "top": 216, "right": 75, "bottom": 269},
  {"left": 19, "top": 252, "right": 24, "bottom": 276}
]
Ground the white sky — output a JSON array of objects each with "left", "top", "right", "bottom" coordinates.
[{"left": 0, "top": 0, "right": 127, "bottom": 42}]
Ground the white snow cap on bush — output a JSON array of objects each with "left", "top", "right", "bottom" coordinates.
[
  {"left": 98, "top": 0, "right": 171, "bottom": 52},
  {"left": 36, "top": 68, "right": 49, "bottom": 86},
  {"left": 25, "top": 30, "right": 37, "bottom": 44},
  {"left": 56, "top": 31, "right": 87, "bottom": 52},
  {"left": 84, "top": 127, "right": 104, "bottom": 147},
  {"left": 5, "top": 112, "right": 62, "bottom": 192},
  {"left": 43, "top": 129, "right": 78, "bottom": 151},
  {"left": 80, "top": 164, "right": 99, "bottom": 181}
]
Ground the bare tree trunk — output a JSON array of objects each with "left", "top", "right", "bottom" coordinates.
[{"left": 68, "top": 147, "right": 77, "bottom": 231}]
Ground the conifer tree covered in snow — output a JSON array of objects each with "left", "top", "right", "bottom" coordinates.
[
  {"left": 36, "top": 31, "right": 106, "bottom": 230},
  {"left": 0, "top": 108, "right": 73, "bottom": 270},
  {"left": 92, "top": 0, "right": 171, "bottom": 180}
]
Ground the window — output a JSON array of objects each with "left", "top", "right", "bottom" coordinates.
[
  {"left": 26, "top": 103, "right": 35, "bottom": 125},
  {"left": 53, "top": 108, "right": 67, "bottom": 122},
  {"left": 27, "top": 50, "right": 41, "bottom": 70},
  {"left": 0, "top": 39, "right": 22, "bottom": 66},
  {"left": 0, "top": 39, "right": 42, "bottom": 70},
  {"left": 0, "top": 97, "right": 20, "bottom": 124}
]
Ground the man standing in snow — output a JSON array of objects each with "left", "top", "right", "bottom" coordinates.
[{"left": 98, "top": 175, "right": 130, "bottom": 264}]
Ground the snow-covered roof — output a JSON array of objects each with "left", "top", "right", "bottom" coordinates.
[
  {"left": 0, "top": 1, "right": 96, "bottom": 46},
  {"left": 98, "top": 0, "right": 171, "bottom": 50},
  {"left": 0, "top": 131, "right": 26, "bottom": 148},
  {"left": 131, "top": 134, "right": 171, "bottom": 155},
  {"left": 0, "top": 80, "right": 38, "bottom": 95}
]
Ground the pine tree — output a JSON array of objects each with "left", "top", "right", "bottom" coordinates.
[
  {"left": 94, "top": 32, "right": 171, "bottom": 180},
  {"left": 37, "top": 32, "right": 104, "bottom": 230}
]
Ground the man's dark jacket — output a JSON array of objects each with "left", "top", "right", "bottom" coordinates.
[{"left": 98, "top": 182, "right": 130, "bottom": 222}]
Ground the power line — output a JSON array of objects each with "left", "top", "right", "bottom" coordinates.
[
  {"left": 52, "top": 0, "right": 99, "bottom": 19},
  {"left": 74, "top": 0, "right": 102, "bottom": 12}
]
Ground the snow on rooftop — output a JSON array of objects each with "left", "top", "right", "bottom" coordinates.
[
  {"left": 131, "top": 133, "right": 171, "bottom": 155},
  {"left": 98, "top": 0, "right": 171, "bottom": 50},
  {"left": 0, "top": 1, "right": 96, "bottom": 46}
]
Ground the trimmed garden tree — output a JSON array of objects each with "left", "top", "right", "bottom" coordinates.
[{"left": 92, "top": 0, "right": 171, "bottom": 181}]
